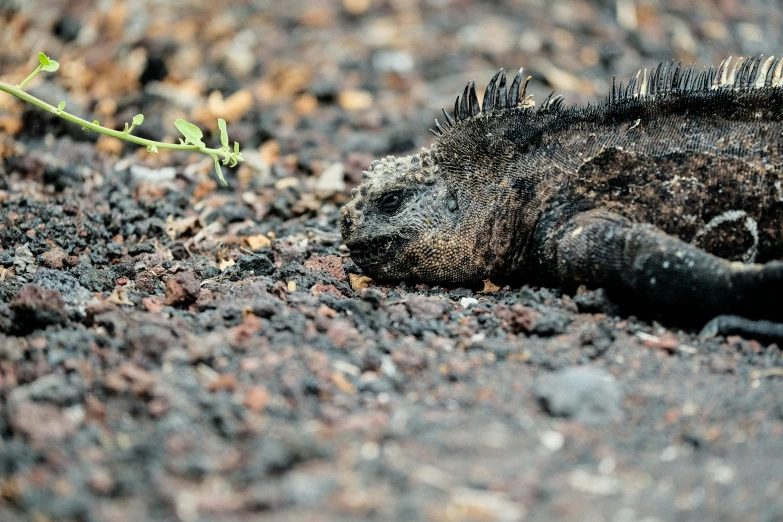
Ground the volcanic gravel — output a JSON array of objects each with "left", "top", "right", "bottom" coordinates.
[{"left": 1, "top": 1, "right": 782, "bottom": 521}]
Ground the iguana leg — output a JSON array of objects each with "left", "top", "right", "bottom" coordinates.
[{"left": 533, "top": 208, "right": 783, "bottom": 325}]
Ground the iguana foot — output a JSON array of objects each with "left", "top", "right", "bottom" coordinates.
[{"left": 699, "top": 315, "right": 783, "bottom": 345}]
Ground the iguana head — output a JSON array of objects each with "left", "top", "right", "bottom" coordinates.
[
  {"left": 341, "top": 147, "right": 486, "bottom": 284},
  {"left": 340, "top": 69, "right": 539, "bottom": 285}
]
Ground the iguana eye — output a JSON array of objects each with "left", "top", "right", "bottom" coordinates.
[
  {"left": 446, "top": 192, "right": 458, "bottom": 213},
  {"left": 377, "top": 190, "right": 406, "bottom": 213}
]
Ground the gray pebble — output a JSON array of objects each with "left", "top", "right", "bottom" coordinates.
[{"left": 535, "top": 366, "right": 622, "bottom": 425}]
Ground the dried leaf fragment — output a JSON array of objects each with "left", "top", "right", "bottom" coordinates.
[
  {"left": 331, "top": 372, "right": 356, "bottom": 394},
  {"left": 242, "top": 234, "right": 272, "bottom": 250},
  {"left": 349, "top": 273, "right": 373, "bottom": 291},
  {"left": 105, "top": 286, "right": 134, "bottom": 306},
  {"left": 479, "top": 279, "right": 500, "bottom": 294}
]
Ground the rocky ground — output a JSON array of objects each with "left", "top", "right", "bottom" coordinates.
[{"left": 1, "top": 0, "right": 782, "bottom": 521}]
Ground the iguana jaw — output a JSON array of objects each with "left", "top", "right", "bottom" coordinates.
[{"left": 342, "top": 234, "right": 410, "bottom": 272}]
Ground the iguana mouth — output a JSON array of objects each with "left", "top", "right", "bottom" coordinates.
[{"left": 346, "top": 234, "right": 409, "bottom": 268}]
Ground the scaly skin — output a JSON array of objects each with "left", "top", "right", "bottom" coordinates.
[{"left": 341, "top": 56, "right": 783, "bottom": 337}]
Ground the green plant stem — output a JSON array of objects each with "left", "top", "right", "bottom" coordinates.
[
  {"left": 16, "top": 65, "right": 41, "bottom": 89},
  {"left": 0, "top": 79, "right": 228, "bottom": 158}
]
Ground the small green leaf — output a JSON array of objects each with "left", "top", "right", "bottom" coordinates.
[
  {"left": 123, "top": 122, "right": 129, "bottom": 133},
  {"left": 132, "top": 114, "right": 144, "bottom": 126},
  {"left": 217, "top": 118, "right": 229, "bottom": 149},
  {"left": 93, "top": 119, "right": 100, "bottom": 125},
  {"left": 212, "top": 155, "right": 226, "bottom": 185},
  {"left": 174, "top": 119, "right": 204, "bottom": 147},
  {"left": 234, "top": 141, "right": 240, "bottom": 153},
  {"left": 56, "top": 101, "right": 66, "bottom": 114},
  {"left": 38, "top": 53, "right": 59, "bottom": 72},
  {"left": 146, "top": 144, "right": 159, "bottom": 154}
]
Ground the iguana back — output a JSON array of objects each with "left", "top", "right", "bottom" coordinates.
[{"left": 431, "top": 58, "right": 783, "bottom": 267}]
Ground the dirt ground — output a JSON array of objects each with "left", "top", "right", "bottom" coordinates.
[{"left": 1, "top": 0, "right": 782, "bottom": 521}]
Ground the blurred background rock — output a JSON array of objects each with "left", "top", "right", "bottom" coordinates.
[{"left": 2, "top": 0, "right": 780, "bottom": 188}]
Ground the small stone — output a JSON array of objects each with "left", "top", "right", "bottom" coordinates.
[
  {"left": 539, "top": 430, "right": 565, "bottom": 451},
  {"left": 9, "top": 401, "right": 77, "bottom": 442},
  {"left": 32, "top": 268, "right": 93, "bottom": 313},
  {"left": 40, "top": 247, "right": 68, "bottom": 269},
  {"left": 10, "top": 285, "right": 67, "bottom": 331},
  {"left": 223, "top": 42, "right": 256, "bottom": 80},
  {"left": 120, "top": 364, "right": 158, "bottom": 396},
  {"left": 573, "top": 287, "right": 620, "bottom": 315},
  {"left": 311, "top": 284, "right": 343, "bottom": 298},
  {"left": 129, "top": 165, "right": 177, "bottom": 183},
  {"left": 405, "top": 296, "right": 451, "bottom": 320},
  {"left": 304, "top": 255, "right": 346, "bottom": 280},
  {"left": 142, "top": 296, "right": 165, "bottom": 313},
  {"left": 78, "top": 268, "right": 115, "bottom": 292},
  {"left": 95, "top": 135, "right": 124, "bottom": 155},
  {"left": 13, "top": 244, "right": 35, "bottom": 272},
  {"left": 326, "top": 320, "right": 359, "bottom": 349},
  {"left": 314, "top": 163, "right": 346, "bottom": 196},
  {"left": 359, "top": 287, "right": 385, "bottom": 307},
  {"left": 282, "top": 469, "right": 339, "bottom": 507},
  {"left": 165, "top": 271, "right": 200, "bottom": 307},
  {"left": 259, "top": 140, "right": 281, "bottom": 166},
  {"left": 495, "top": 304, "right": 540, "bottom": 334},
  {"left": 371, "top": 49, "right": 414, "bottom": 73},
  {"left": 343, "top": 0, "right": 371, "bottom": 15},
  {"left": 338, "top": 90, "right": 373, "bottom": 111},
  {"left": 535, "top": 366, "right": 622, "bottom": 425},
  {"left": 0, "top": 251, "right": 15, "bottom": 267},
  {"left": 641, "top": 331, "right": 680, "bottom": 352},
  {"left": 245, "top": 386, "right": 271, "bottom": 413},
  {"left": 318, "top": 304, "right": 338, "bottom": 318},
  {"left": 237, "top": 253, "right": 276, "bottom": 276},
  {"left": 208, "top": 374, "right": 237, "bottom": 392},
  {"left": 460, "top": 297, "right": 479, "bottom": 308},
  {"left": 88, "top": 468, "right": 115, "bottom": 495},
  {"left": 128, "top": 242, "right": 156, "bottom": 255},
  {"left": 445, "top": 489, "right": 525, "bottom": 522}
]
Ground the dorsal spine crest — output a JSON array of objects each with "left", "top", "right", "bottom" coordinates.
[{"left": 430, "top": 55, "right": 783, "bottom": 138}]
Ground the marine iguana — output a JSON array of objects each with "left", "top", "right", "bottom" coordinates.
[{"left": 340, "top": 56, "right": 783, "bottom": 340}]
